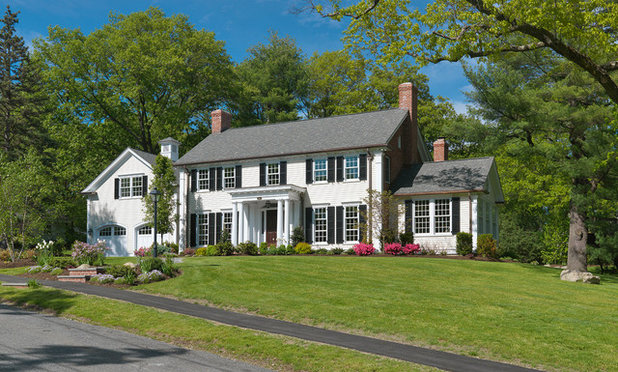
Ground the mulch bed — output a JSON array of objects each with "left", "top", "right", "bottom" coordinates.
[
  {"left": 17, "top": 271, "right": 69, "bottom": 281},
  {"left": 0, "top": 259, "right": 37, "bottom": 269}
]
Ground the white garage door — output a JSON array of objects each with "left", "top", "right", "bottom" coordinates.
[
  {"left": 97, "top": 225, "right": 127, "bottom": 256},
  {"left": 136, "top": 225, "right": 154, "bottom": 252}
]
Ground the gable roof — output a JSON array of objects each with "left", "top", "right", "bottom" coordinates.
[
  {"left": 391, "top": 157, "right": 504, "bottom": 202},
  {"left": 81, "top": 147, "right": 156, "bottom": 194},
  {"left": 175, "top": 108, "right": 408, "bottom": 166}
]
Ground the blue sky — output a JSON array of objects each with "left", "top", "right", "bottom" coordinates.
[{"left": 7, "top": 0, "right": 471, "bottom": 112}]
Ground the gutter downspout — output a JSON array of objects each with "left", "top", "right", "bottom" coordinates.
[
  {"left": 468, "top": 192, "right": 472, "bottom": 234},
  {"left": 366, "top": 149, "right": 374, "bottom": 244}
]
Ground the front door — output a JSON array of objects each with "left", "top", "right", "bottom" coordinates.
[{"left": 266, "top": 210, "right": 277, "bottom": 245}]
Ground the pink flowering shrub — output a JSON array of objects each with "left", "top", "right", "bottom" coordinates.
[
  {"left": 384, "top": 243, "right": 420, "bottom": 255},
  {"left": 72, "top": 241, "right": 108, "bottom": 266},
  {"left": 353, "top": 243, "right": 375, "bottom": 256},
  {"left": 134, "top": 246, "right": 151, "bottom": 257}
]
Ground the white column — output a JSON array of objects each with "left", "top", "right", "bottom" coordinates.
[
  {"left": 237, "top": 202, "right": 244, "bottom": 243},
  {"left": 284, "top": 199, "right": 290, "bottom": 245},
  {"left": 231, "top": 202, "right": 238, "bottom": 246},
  {"left": 471, "top": 196, "right": 478, "bottom": 250},
  {"left": 277, "top": 199, "right": 283, "bottom": 245},
  {"left": 253, "top": 205, "right": 260, "bottom": 243},
  {"left": 243, "top": 203, "right": 250, "bottom": 243}
]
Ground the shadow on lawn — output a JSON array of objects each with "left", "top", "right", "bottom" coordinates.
[
  {"left": 4, "top": 288, "right": 78, "bottom": 314},
  {"left": 519, "top": 264, "right": 618, "bottom": 285}
]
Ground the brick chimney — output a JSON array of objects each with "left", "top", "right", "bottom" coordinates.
[
  {"left": 433, "top": 137, "right": 448, "bottom": 162},
  {"left": 399, "top": 82, "right": 420, "bottom": 165},
  {"left": 398, "top": 82, "right": 418, "bottom": 125},
  {"left": 211, "top": 109, "right": 232, "bottom": 134}
]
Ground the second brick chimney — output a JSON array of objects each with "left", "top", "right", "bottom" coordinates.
[
  {"left": 211, "top": 109, "right": 232, "bottom": 134},
  {"left": 433, "top": 137, "right": 448, "bottom": 162},
  {"left": 399, "top": 82, "right": 420, "bottom": 165}
]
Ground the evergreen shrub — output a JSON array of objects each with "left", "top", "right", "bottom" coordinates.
[
  {"left": 477, "top": 234, "right": 498, "bottom": 258},
  {"left": 456, "top": 232, "right": 473, "bottom": 255}
]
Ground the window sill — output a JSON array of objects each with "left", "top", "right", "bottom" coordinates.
[
  {"left": 118, "top": 196, "right": 143, "bottom": 200},
  {"left": 343, "top": 178, "right": 361, "bottom": 183}
]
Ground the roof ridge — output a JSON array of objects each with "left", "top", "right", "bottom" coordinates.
[{"left": 425, "top": 156, "right": 494, "bottom": 164}]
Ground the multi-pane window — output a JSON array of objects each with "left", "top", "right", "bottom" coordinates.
[
  {"left": 314, "top": 159, "right": 327, "bottom": 182},
  {"left": 99, "top": 225, "right": 125, "bottom": 236},
  {"left": 224, "top": 167, "right": 235, "bottom": 189},
  {"left": 267, "top": 163, "right": 280, "bottom": 185},
  {"left": 120, "top": 176, "right": 143, "bottom": 198},
  {"left": 198, "top": 214, "right": 209, "bottom": 246},
  {"left": 434, "top": 199, "right": 451, "bottom": 233},
  {"left": 345, "top": 156, "right": 359, "bottom": 180},
  {"left": 223, "top": 212, "right": 233, "bottom": 236},
  {"left": 314, "top": 208, "right": 327, "bottom": 243},
  {"left": 384, "top": 156, "right": 391, "bottom": 183},
  {"left": 114, "top": 226, "right": 126, "bottom": 236},
  {"left": 345, "top": 206, "right": 359, "bottom": 242},
  {"left": 138, "top": 225, "right": 152, "bottom": 235},
  {"left": 99, "top": 227, "right": 112, "bottom": 236},
  {"left": 197, "top": 169, "right": 209, "bottom": 190},
  {"left": 414, "top": 200, "right": 430, "bottom": 234}
]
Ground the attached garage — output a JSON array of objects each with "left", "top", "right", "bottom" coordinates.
[
  {"left": 136, "top": 225, "right": 154, "bottom": 251},
  {"left": 97, "top": 225, "right": 127, "bottom": 256}
]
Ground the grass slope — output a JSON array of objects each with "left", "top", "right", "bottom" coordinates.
[{"left": 135, "top": 256, "right": 618, "bottom": 371}]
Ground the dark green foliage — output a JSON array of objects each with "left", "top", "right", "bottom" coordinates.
[
  {"left": 237, "top": 242, "right": 258, "bottom": 256},
  {"left": 205, "top": 245, "right": 221, "bottom": 256},
  {"left": 161, "top": 255, "right": 177, "bottom": 277},
  {"left": 48, "top": 256, "right": 76, "bottom": 269},
  {"left": 220, "top": 230, "right": 231, "bottom": 243},
  {"left": 332, "top": 248, "right": 344, "bottom": 255},
  {"left": 106, "top": 264, "right": 135, "bottom": 278},
  {"left": 344, "top": 248, "right": 355, "bottom": 255},
  {"left": 496, "top": 214, "right": 543, "bottom": 263},
  {"left": 477, "top": 234, "right": 498, "bottom": 258},
  {"left": 27, "top": 279, "right": 40, "bottom": 289},
  {"left": 217, "top": 241, "right": 235, "bottom": 256},
  {"left": 294, "top": 242, "right": 312, "bottom": 254},
  {"left": 456, "top": 232, "right": 473, "bottom": 256},
  {"left": 139, "top": 257, "right": 163, "bottom": 273},
  {"left": 314, "top": 248, "right": 328, "bottom": 255},
  {"left": 124, "top": 270, "right": 136, "bottom": 285},
  {"left": 259, "top": 242, "right": 269, "bottom": 255},
  {"left": 291, "top": 226, "right": 304, "bottom": 247},
  {"left": 399, "top": 232, "right": 414, "bottom": 245}
]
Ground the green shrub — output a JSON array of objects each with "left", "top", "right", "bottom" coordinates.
[
  {"left": 50, "top": 267, "right": 64, "bottom": 276},
  {"left": 124, "top": 270, "right": 136, "bottom": 285},
  {"left": 48, "top": 257, "right": 77, "bottom": 269},
  {"left": 332, "top": 247, "right": 344, "bottom": 255},
  {"left": 106, "top": 265, "right": 135, "bottom": 278},
  {"left": 291, "top": 226, "right": 305, "bottom": 247},
  {"left": 138, "top": 257, "right": 163, "bottom": 273},
  {"left": 477, "top": 234, "right": 498, "bottom": 258},
  {"left": 114, "top": 277, "right": 127, "bottom": 285},
  {"left": 315, "top": 248, "right": 328, "bottom": 255},
  {"left": 161, "top": 255, "right": 177, "bottom": 277},
  {"left": 27, "top": 279, "right": 40, "bottom": 289},
  {"left": 51, "top": 238, "right": 67, "bottom": 256},
  {"left": 286, "top": 245, "right": 295, "bottom": 255},
  {"left": 294, "top": 242, "right": 312, "bottom": 254},
  {"left": 399, "top": 232, "right": 414, "bottom": 245},
  {"left": 344, "top": 248, "right": 355, "bottom": 255},
  {"left": 205, "top": 245, "right": 221, "bottom": 256},
  {"left": 217, "top": 241, "right": 235, "bottom": 256},
  {"left": 164, "top": 241, "right": 179, "bottom": 254},
  {"left": 238, "top": 242, "right": 258, "bottom": 256},
  {"left": 195, "top": 247, "right": 208, "bottom": 256},
  {"left": 259, "top": 242, "right": 269, "bottom": 255},
  {"left": 0, "top": 249, "right": 10, "bottom": 262},
  {"left": 456, "top": 232, "right": 473, "bottom": 255}
]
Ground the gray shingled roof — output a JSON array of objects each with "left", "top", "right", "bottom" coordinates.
[
  {"left": 391, "top": 157, "right": 495, "bottom": 195},
  {"left": 175, "top": 108, "right": 408, "bottom": 165},
  {"left": 131, "top": 148, "right": 157, "bottom": 166}
]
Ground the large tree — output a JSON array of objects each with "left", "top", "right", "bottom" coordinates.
[
  {"left": 311, "top": 0, "right": 618, "bottom": 278},
  {"left": 142, "top": 155, "right": 177, "bottom": 247},
  {"left": 35, "top": 7, "right": 234, "bottom": 154}
]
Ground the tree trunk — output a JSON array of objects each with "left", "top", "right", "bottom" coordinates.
[{"left": 566, "top": 201, "right": 587, "bottom": 272}]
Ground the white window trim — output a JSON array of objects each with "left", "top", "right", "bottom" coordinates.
[
  {"left": 344, "top": 155, "right": 359, "bottom": 181},
  {"left": 267, "top": 162, "right": 280, "bottom": 186},
  {"left": 197, "top": 169, "right": 210, "bottom": 191},
  {"left": 119, "top": 175, "right": 144, "bottom": 199},
  {"left": 197, "top": 213, "right": 210, "bottom": 247},
  {"left": 412, "top": 198, "right": 452, "bottom": 236},
  {"left": 313, "top": 158, "right": 328, "bottom": 183},
  {"left": 313, "top": 207, "right": 328, "bottom": 244},
  {"left": 344, "top": 204, "right": 360, "bottom": 244},
  {"left": 223, "top": 166, "right": 235, "bottom": 189}
]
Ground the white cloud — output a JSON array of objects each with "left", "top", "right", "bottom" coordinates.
[{"left": 451, "top": 100, "right": 470, "bottom": 115}]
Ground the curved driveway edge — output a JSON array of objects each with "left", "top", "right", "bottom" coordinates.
[{"left": 0, "top": 274, "right": 541, "bottom": 372}]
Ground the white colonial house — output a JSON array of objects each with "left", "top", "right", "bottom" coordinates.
[{"left": 83, "top": 82, "right": 503, "bottom": 256}]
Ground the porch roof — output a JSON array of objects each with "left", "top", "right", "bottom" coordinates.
[{"left": 228, "top": 184, "right": 306, "bottom": 202}]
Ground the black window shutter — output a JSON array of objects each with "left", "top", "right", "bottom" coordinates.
[
  {"left": 306, "top": 159, "right": 313, "bottom": 184},
  {"left": 451, "top": 197, "right": 460, "bottom": 234},
  {"left": 114, "top": 178, "right": 119, "bottom": 199},
  {"left": 216, "top": 212, "right": 222, "bottom": 243},
  {"left": 405, "top": 200, "right": 413, "bottom": 234},
  {"left": 235, "top": 165, "right": 242, "bottom": 188},
  {"left": 190, "top": 170, "right": 197, "bottom": 192},
  {"left": 327, "top": 206, "right": 335, "bottom": 244},
  {"left": 209, "top": 168, "right": 216, "bottom": 191},
  {"left": 190, "top": 214, "right": 197, "bottom": 247},
  {"left": 280, "top": 161, "right": 287, "bottom": 185},
  {"left": 305, "top": 207, "right": 313, "bottom": 243},
  {"left": 336, "top": 206, "right": 344, "bottom": 243},
  {"left": 208, "top": 213, "right": 216, "bottom": 245},
  {"left": 216, "top": 167, "right": 223, "bottom": 190},
  {"left": 359, "top": 154, "right": 367, "bottom": 180},
  {"left": 142, "top": 175, "right": 148, "bottom": 195},
  {"left": 336, "top": 156, "right": 344, "bottom": 182},
  {"left": 327, "top": 157, "right": 335, "bottom": 182},
  {"left": 260, "top": 163, "right": 266, "bottom": 186},
  {"left": 358, "top": 204, "right": 367, "bottom": 242}
]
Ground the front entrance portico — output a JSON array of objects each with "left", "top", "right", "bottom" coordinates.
[{"left": 229, "top": 185, "right": 305, "bottom": 246}]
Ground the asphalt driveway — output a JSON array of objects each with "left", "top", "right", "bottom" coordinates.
[{"left": 0, "top": 303, "right": 271, "bottom": 372}]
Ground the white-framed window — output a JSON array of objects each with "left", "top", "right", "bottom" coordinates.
[
  {"left": 198, "top": 214, "right": 209, "bottom": 246},
  {"left": 197, "top": 169, "right": 209, "bottom": 191},
  {"left": 314, "top": 207, "right": 327, "bottom": 243},
  {"left": 223, "top": 212, "right": 233, "bottom": 236},
  {"left": 344, "top": 156, "right": 359, "bottom": 180},
  {"left": 99, "top": 225, "right": 125, "bottom": 236},
  {"left": 99, "top": 227, "right": 112, "bottom": 236},
  {"left": 224, "top": 167, "right": 235, "bottom": 189},
  {"left": 414, "top": 200, "right": 430, "bottom": 234},
  {"left": 345, "top": 206, "right": 359, "bottom": 242},
  {"left": 138, "top": 225, "right": 152, "bottom": 235},
  {"left": 314, "top": 159, "right": 327, "bottom": 182},
  {"left": 114, "top": 226, "right": 126, "bottom": 236},
  {"left": 434, "top": 199, "right": 451, "bottom": 233},
  {"left": 120, "top": 176, "right": 143, "bottom": 198},
  {"left": 267, "top": 163, "right": 280, "bottom": 185},
  {"left": 384, "top": 156, "right": 391, "bottom": 183}
]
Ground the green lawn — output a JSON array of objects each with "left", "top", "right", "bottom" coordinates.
[{"left": 132, "top": 256, "right": 618, "bottom": 371}]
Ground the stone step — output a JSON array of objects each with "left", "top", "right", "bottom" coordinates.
[
  {"left": 58, "top": 275, "right": 87, "bottom": 283},
  {"left": 67, "top": 268, "right": 103, "bottom": 277}
]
